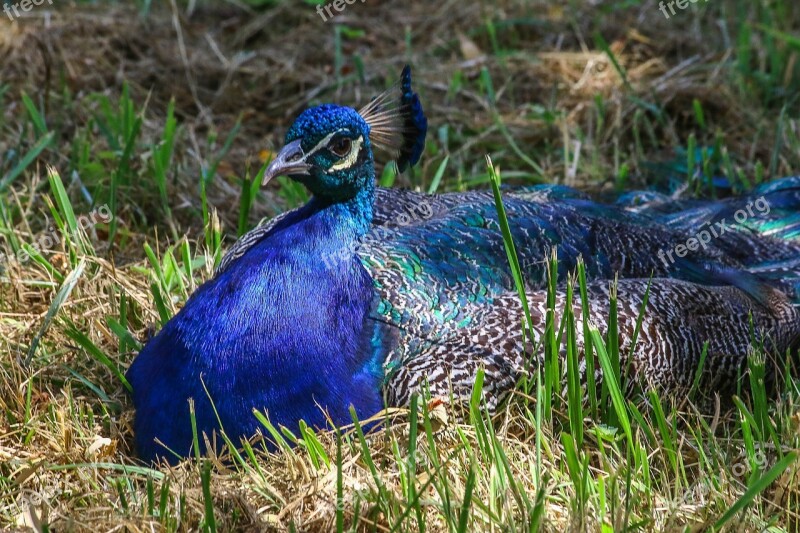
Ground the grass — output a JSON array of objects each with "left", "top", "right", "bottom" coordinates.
[{"left": 1, "top": 0, "right": 800, "bottom": 530}]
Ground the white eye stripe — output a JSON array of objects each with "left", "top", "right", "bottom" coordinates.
[
  {"left": 329, "top": 136, "right": 364, "bottom": 171},
  {"left": 304, "top": 129, "right": 347, "bottom": 160}
]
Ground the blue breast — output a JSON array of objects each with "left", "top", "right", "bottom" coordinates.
[{"left": 127, "top": 199, "right": 385, "bottom": 462}]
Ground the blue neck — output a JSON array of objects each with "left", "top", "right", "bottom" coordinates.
[{"left": 311, "top": 177, "right": 375, "bottom": 238}]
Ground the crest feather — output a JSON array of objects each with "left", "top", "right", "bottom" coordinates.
[{"left": 359, "top": 65, "right": 428, "bottom": 172}]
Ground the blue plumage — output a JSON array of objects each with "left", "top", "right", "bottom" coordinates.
[
  {"left": 128, "top": 66, "right": 800, "bottom": 463},
  {"left": 129, "top": 189, "right": 387, "bottom": 461}
]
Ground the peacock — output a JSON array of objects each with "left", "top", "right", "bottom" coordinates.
[{"left": 127, "top": 66, "right": 800, "bottom": 463}]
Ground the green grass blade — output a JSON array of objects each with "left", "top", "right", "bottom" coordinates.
[
  {"left": 25, "top": 260, "right": 85, "bottom": 365},
  {"left": 427, "top": 155, "right": 449, "bottom": 194},
  {"left": 0, "top": 132, "right": 54, "bottom": 193},
  {"left": 63, "top": 315, "right": 132, "bottom": 392},
  {"left": 590, "top": 325, "right": 633, "bottom": 449},
  {"left": 21, "top": 92, "right": 48, "bottom": 138}
]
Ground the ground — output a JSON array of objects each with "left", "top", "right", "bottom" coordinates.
[{"left": 1, "top": 0, "right": 800, "bottom": 531}]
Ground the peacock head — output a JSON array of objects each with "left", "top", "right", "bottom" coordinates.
[{"left": 261, "top": 66, "right": 427, "bottom": 202}]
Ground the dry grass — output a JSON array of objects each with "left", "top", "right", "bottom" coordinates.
[{"left": 2, "top": 0, "right": 800, "bottom": 531}]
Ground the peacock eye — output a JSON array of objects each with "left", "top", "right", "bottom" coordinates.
[{"left": 329, "top": 137, "right": 352, "bottom": 158}]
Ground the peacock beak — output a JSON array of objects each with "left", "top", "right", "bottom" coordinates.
[{"left": 262, "top": 139, "right": 310, "bottom": 186}]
